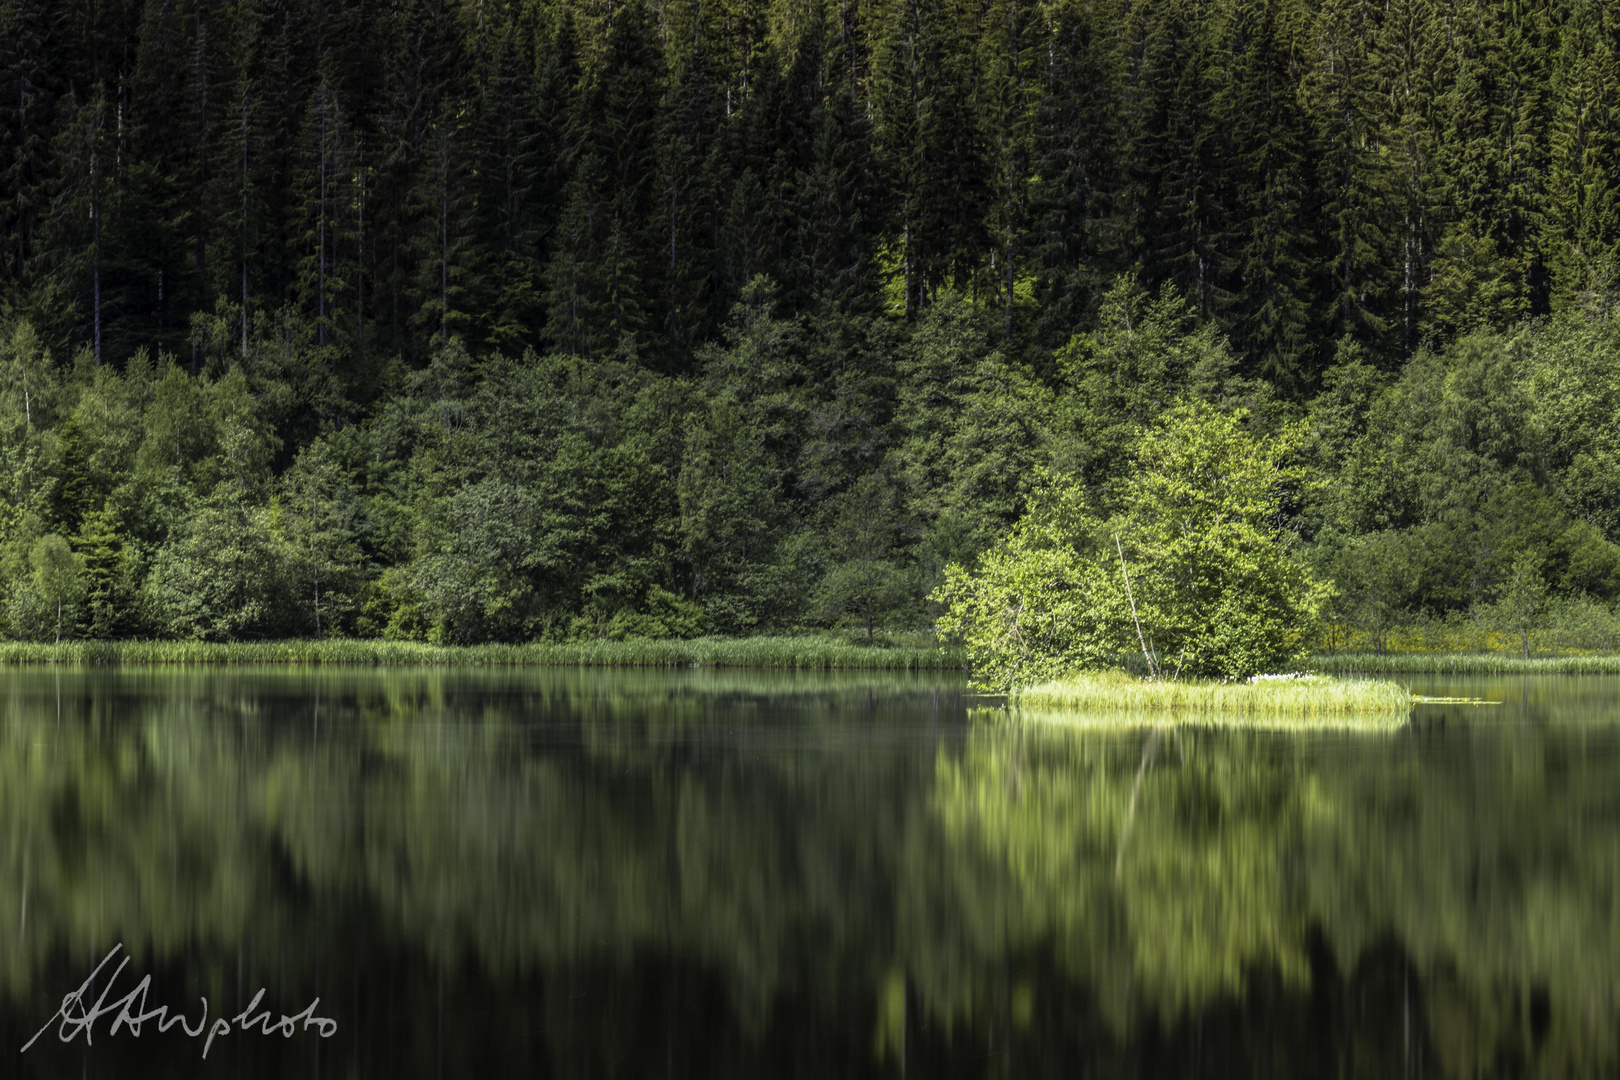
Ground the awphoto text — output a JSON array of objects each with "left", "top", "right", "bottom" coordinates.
[{"left": 21, "top": 944, "right": 337, "bottom": 1059}]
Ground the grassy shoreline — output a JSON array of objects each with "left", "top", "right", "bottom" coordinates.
[
  {"left": 1012, "top": 670, "right": 1412, "bottom": 730},
  {"left": 1311, "top": 652, "right": 1620, "bottom": 675},
  {"left": 0, "top": 636, "right": 967, "bottom": 671}
]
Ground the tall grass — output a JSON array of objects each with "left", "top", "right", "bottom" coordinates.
[
  {"left": 1312, "top": 652, "right": 1620, "bottom": 675},
  {"left": 0, "top": 636, "right": 967, "bottom": 670},
  {"left": 1316, "top": 599, "right": 1620, "bottom": 658},
  {"left": 1012, "top": 670, "right": 1411, "bottom": 730}
]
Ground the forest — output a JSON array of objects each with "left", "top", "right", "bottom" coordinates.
[{"left": 4, "top": 0, "right": 1620, "bottom": 645}]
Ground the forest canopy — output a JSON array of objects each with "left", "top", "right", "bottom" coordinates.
[{"left": 5, "top": 0, "right": 1620, "bottom": 646}]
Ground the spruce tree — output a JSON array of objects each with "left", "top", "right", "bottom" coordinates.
[
  {"left": 871, "top": 0, "right": 991, "bottom": 317},
  {"left": 977, "top": 0, "right": 1042, "bottom": 341},
  {"left": 544, "top": 2, "right": 665, "bottom": 360},
  {"left": 1209, "top": 0, "right": 1318, "bottom": 389},
  {"left": 0, "top": 0, "right": 69, "bottom": 338},
  {"left": 1543, "top": 0, "right": 1620, "bottom": 312},
  {"left": 801, "top": 75, "right": 880, "bottom": 320},
  {"left": 1433, "top": 0, "right": 1550, "bottom": 330},
  {"left": 1028, "top": 0, "right": 1122, "bottom": 348},
  {"left": 468, "top": 12, "right": 546, "bottom": 353},
  {"left": 1371, "top": 0, "right": 1452, "bottom": 353},
  {"left": 660, "top": 39, "right": 729, "bottom": 371},
  {"left": 1117, "top": 0, "right": 1228, "bottom": 323},
  {"left": 1303, "top": 0, "right": 1397, "bottom": 356}
]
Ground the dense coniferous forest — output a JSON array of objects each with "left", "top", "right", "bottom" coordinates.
[{"left": 5, "top": 0, "right": 1620, "bottom": 645}]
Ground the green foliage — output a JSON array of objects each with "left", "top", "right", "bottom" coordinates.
[
  {"left": 1310, "top": 529, "right": 1427, "bottom": 653},
  {"left": 895, "top": 293, "right": 1052, "bottom": 580},
  {"left": 1492, "top": 552, "right": 1550, "bottom": 659},
  {"left": 1423, "top": 225, "right": 1529, "bottom": 340},
  {"left": 277, "top": 436, "right": 367, "bottom": 637},
  {"left": 1112, "top": 403, "right": 1330, "bottom": 679},
  {"left": 811, "top": 472, "right": 914, "bottom": 643},
  {"left": 28, "top": 532, "right": 84, "bottom": 643},
  {"left": 143, "top": 494, "right": 287, "bottom": 641},
  {"left": 1048, "top": 275, "right": 1249, "bottom": 499},
  {"left": 932, "top": 477, "right": 1114, "bottom": 692},
  {"left": 937, "top": 405, "right": 1330, "bottom": 689},
  {"left": 10, "top": 2, "right": 1620, "bottom": 649}
]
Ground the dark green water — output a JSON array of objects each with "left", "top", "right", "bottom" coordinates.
[{"left": 4, "top": 667, "right": 1620, "bottom": 1079}]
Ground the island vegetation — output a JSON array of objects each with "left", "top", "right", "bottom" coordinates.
[
  {"left": 5, "top": 0, "right": 1620, "bottom": 669},
  {"left": 932, "top": 403, "right": 1409, "bottom": 720},
  {"left": 1012, "top": 671, "right": 1412, "bottom": 727}
]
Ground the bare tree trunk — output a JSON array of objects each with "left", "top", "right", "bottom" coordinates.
[
  {"left": 318, "top": 98, "right": 327, "bottom": 347},
  {"left": 93, "top": 85, "right": 104, "bottom": 365},
  {"left": 241, "top": 94, "right": 249, "bottom": 357},
  {"left": 356, "top": 160, "right": 364, "bottom": 352},
  {"left": 1115, "top": 534, "right": 1158, "bottom": 680}
]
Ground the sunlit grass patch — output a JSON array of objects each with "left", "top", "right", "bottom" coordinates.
[
  {"left": 1312, "top": 652, "right": 1620, "bottom": 675},
  {"left": 1012, "top": 669, "right": 1411, "bottom": 729},
  {"left": 0, "top": 636, "right": 968, "bottom": 671}
]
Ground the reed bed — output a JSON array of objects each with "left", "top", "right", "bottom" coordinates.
[
  {"left": 0, "top": 636, "right": 967, "bottom": 671},
  {"left": 1311, "top": 652, "right": 1620, "bottom": 675},
  {"left": 1013, "top": 669, "right": 1411, "bottom": 730}
]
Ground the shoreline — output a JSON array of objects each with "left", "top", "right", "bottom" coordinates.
[
  {"left": 0, "top": 636, "right": 967, "bottom": 671},
  {"left": 1311, "top": 652, "right": 1620, "bottom": 675}
]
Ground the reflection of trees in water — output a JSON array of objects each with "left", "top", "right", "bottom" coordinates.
[
  {"left": 0, "top": 669, "right": 953, "bottom": 1033},
  {"left": 3, "top": 670, "right": 1620, "bottom": 1077},
  {"left": 936, "top": 716, "right": 1620, "bottom": 1077}
]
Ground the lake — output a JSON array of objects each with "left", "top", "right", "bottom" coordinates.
[{"left": 4, "top": 665, "right": 1619, "bottom": 1078}]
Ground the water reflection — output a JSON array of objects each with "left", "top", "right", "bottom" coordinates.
[{"left": 2, "top": 667, "right": 1619, "bottom": 1077}]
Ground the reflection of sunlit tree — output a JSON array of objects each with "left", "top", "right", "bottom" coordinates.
[
  {"left": 932, "top": 714, "right": 1620, "bottom": 1076},
  {"left": 932, "top": 721, "right": 1313, "bottom": 1024}
]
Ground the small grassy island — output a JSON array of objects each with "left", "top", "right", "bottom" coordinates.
[
  {"left": 1012, "top": 670, "right": 1413, "bottom": 731},
  {"left": 937, "top": 409, "right": 1418, "bottom": 731}
]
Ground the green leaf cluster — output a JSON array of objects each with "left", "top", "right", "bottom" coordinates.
[{"left": 936, "top": 403, "right": 1330, "bottom": 689}]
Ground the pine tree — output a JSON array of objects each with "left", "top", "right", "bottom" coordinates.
[
  {"left": 544, "top": 2, "right": 665, "bottom": 360},
  {"left": 871, "top": 0, "right": 993, "bottom": 317},
  {"left": 27, "top": 85, "right": 103, "bottom": 354},
  {"left": 801, "top": 73, "right": 880, "bottom": 319},
  {"left": 1432, "top": 0, "right": 1550, "bottom": 330},
  {"left": 1210, "top": 0, "right": 1318, "bottom": 389},
  {"left": 1543, "top": 0, "right": 1620, "bottom": 312},
  {"left": 0, "top": 0, "right": 69, "bottom": 338},
  {"left": 462, "top": 10, "right": 544, "bottom": 354},
  {"left": 1028, "top": 0, "right": 1123, "bottom": 348},
  {"left": 75, "top": 504, "right": 131, "bottom": 638},
  {"left": 977, "top": 0, "right": 1042, "bottom": 341},
  {"left": 373, "top": 0, "right": 468, "bottom": 364},
  {"left": 1371, "top": 0, "right": 1452, "bottom": 353},
  {"left": 1116, "top": 0, "right": 1228, "bottom": 322},
  {"left": 660, "top": 38, "right": 729, "bottom": 371},
  {"left": 1303, "top": 0, "right": 1396, "bottom": 355}
]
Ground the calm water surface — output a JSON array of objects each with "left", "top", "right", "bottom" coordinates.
[{"left": 4, "top": 666, "right": 1620, "bottom": 1078}]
